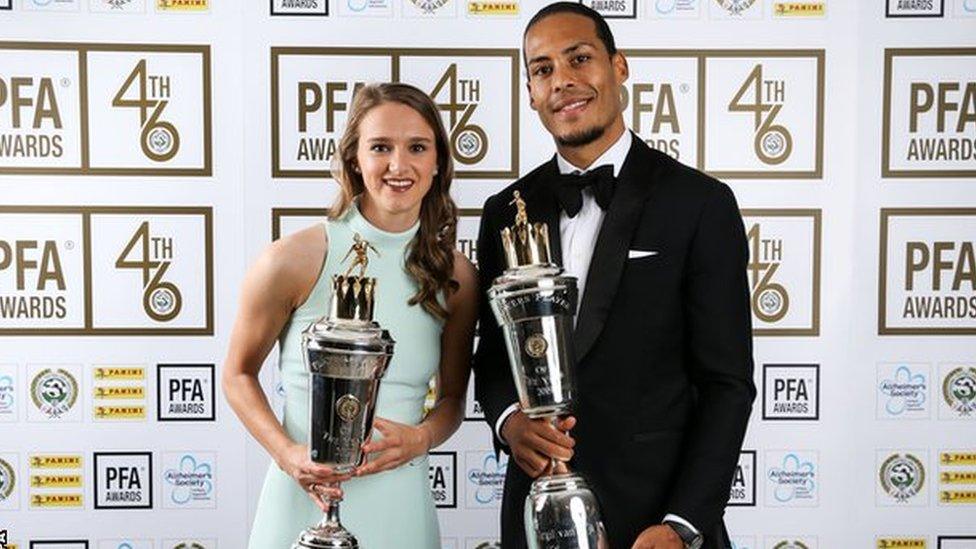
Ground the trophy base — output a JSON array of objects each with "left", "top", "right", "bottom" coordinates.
[
  {"left": 525, "top": 472, "right": 609, "bottom": 549},
  {"left": 293, "top": 523, "right": 359, "bottom": 549}
]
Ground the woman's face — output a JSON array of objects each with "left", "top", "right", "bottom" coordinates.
[{"left": 355, "top": 101, "right": 438, "bottom": 222}]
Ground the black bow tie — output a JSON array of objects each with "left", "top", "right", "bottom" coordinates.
[{"left": 553, "top": 164, "right": 616, "bottom": 218}]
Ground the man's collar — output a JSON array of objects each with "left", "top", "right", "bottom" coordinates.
[{"left": 555, "top": 129, "right": 633, "bottom": 177}]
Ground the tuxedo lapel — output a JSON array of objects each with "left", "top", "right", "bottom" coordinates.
[{"left": 574, "top": 138, "right": 662, "bottom": 363}]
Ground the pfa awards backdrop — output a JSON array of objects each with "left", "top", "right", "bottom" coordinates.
[{"left": 1, "top": 1, "right": 975, "bottom": 548}]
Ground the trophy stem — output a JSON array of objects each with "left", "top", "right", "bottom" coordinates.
[{"left": 320, "top": 482, "right": 343, "bottom": 527}]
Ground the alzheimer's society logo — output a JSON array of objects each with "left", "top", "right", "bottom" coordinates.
[
  {"left": 465, "top": 451, "right": 507, "bottom": 507},
  {"left": 162, "top": 453, "right": 214, "bottom": 508},
  {"left": 878, "top": 363, "right": 929, "bottom": 418},
  {"left": 766, "top": 451, "right": 817, "bottom": 506}
]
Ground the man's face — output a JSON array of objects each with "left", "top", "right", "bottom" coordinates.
[{"left": 523, "top": 12, "right": 628, "bottom": 147}]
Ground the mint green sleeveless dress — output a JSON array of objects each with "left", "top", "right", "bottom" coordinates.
[{"left": 248, "top": 204, "right": 443, "bottom": 548}]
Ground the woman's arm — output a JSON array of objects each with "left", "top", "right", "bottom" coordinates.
[
  {"left": 222, "top": 226, "right": 348, "bottom": 506},
  {"left": 357, "top": 251, "right": 479, "bottom": 474}
]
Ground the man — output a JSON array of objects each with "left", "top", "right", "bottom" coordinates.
[{"left": 472, "top": 3, "right": 756, "bottom": 548}]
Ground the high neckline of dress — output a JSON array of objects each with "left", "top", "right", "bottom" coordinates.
[{"left": 347, "top": 199, "right": 421, "bottom": 246}]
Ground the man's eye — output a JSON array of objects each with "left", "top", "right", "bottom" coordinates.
[
  {"left": 533, "top": 65, "right": 552, "bottom": 76},
  {"left": 573, "top": 54, "right": 590, "bottom": 64}
]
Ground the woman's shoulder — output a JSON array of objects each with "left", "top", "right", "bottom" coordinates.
[{"left": 249, "top": 224, "right": 328, "bottom": 307}]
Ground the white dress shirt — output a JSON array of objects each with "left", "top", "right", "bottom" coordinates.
[{"left": 491, "top": 129, "right": 700, "bottom": 537}]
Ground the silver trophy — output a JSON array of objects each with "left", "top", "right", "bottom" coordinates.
[
  {"left": 294, "top": 235, "right": 395, "bottom": 549},
  {"left": 487, "top": 192, "right": 609, "bottom": 549}
]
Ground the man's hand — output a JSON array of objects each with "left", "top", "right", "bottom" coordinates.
[
  {"left": 631, "top": 524, "right": 684, "bottom": 549},
  {"left": 500, "top": 411, "right": 576, "bottom": 478}
]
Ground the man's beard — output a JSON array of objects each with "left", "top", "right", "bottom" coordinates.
[{"left": 555, "top": 124, "right": 605, "bottom": 148}]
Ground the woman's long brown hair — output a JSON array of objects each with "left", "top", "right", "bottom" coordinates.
[{"left": 329, "top": 83, "right": 459, "bottom": 320}]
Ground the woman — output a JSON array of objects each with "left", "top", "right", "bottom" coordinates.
[{"left": 223, "top": 83, "right": 478, "bottom": 548}]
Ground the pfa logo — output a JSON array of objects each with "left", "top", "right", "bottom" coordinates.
[
  {"left": 728, "top": 450, "right": 756, "bottom": 506},
  {"left": 883, "top": 48, "right": 975, "bottom": 178},
  {"left": 162, "top": 452, "right": 215, "bottom": 509},
  {"left": 621, "top": 53, "right": 699, "bottom": 165},
  {"left": 877, "top": 363, "right": 930, "bottom": 419},
  {"left": 0, "top": 42, "right": 211, "bottom": 176},
  {"left": 157, "top": 364, "right": 215, "bottom": 421},
  {"left": 879, "top": 209, "right": 976, "bottom": 335},
  {"left": 940, "top": 364, "right": 976, "bottom": 418},
  {"left": 877, "top": 451, "right": 927, "bottom": 506},
  {"left": 271, "top": 48, "right": 518, "bottom": 180},
  {"left": 765, "top": 450, "right": 817, "bottom": 506},
  {"left": 742, "top": 210, "right": 821, "bottom": 336},
  {"left": 704, "top": 52, "right": 823, "bottom": 178},
  {"left": 763, "top": 364, "right": 819, "bottom": 420},
  {"left": 93, "top": 451, "right": 153, "bottom": 510},
  {"left": 428, "top": 451, "right": 457, "bottom": 508},
  {"left": 465, "top": 450, "right": 507, "bottom": 508}
]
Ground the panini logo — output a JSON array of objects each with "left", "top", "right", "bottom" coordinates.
[
  {"left": 883, "top": 49, "right": 975, "bottom": 177},
  {"left": 773, "top": 2, "right": 824, "bottom": 16},
  {"left": 939, "top": 449, "right": 976, "bottom": 505},
  {"left": 94, "top": 367, "right": 144, "bottom": 380},
  {"left": 156, "top": 0, "right": 208, "bottom": 10},
  {"left": 879, "top": 209, "right": 976, "bottom": 335},
  {"left": 620, "top": 50, "right": 823, "bottom": 178},
  {"left": 467, "top": 1, "right": 517, "bottom": 14},
  {"left": 0, "top": 42, "right": 211, "bottom": 176},
  {"left": 742, "top": 210, "right": 821, "bottom": 335},
  {"left": 29, "top": 453, "right": 83, "bottom": 508},
  {"left": 157, "top": 364, "right": 215, "bottom": 421},
  {"left": 429, "top": 451, "right": 457, "bottom": 508},
  {"left": 92, "top": 365, "right": 146, "bottom": 422},
  {"left": 877, "top": 540, "right": 927, "bottom": 549},
  {"left": 579, "top": 0, "right": 637, "bottom": 18},
  {"left": 93, "top": 452, "right": 152, "bottom": 509},
  {"left": 728, "top": 450, "right": 756, "bottom": 506},
  {"left": 271, "top": 47, "right": 519, "bottom": 180},
  {"left": 0, "top": 206, "right": 213, "bottom": 336}
]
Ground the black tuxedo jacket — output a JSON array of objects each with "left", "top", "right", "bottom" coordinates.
[{"left": 472, "top": 135, "right": 756, "bottom": 548}]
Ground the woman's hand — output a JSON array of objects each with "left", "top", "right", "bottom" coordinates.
[
  {"left": 355, "top": 418, "right": 432, "bottom": 477},
  {"left": 276, "top": 442, "right": 350, "bottom": 511}
]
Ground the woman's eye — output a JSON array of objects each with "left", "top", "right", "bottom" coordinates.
[
  {"left": 370, "top": 144, "right": 389, "bottom": 152},
  {"left": 411, "top": 144, "right": 427, "bottom": 153}
]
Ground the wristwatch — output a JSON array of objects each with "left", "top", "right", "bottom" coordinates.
[{"left": 663, "top": 519, "right": 703, "bottom": 549}]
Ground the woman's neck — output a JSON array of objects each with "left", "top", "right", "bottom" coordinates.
[{"left": 358, "top": 196, "right": 420, "bottom": 233}]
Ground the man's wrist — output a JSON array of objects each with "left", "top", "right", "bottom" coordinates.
[{"left": 662, "top": 519, "right": 703, "bottom": 549}]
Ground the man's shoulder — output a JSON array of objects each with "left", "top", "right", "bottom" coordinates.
[{"left": 632, "top": 141, "right": 732, "bottom": 204}]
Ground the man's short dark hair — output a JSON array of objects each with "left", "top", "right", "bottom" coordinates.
[{"left": 523, "top": 2, "right": 618, "bottom": 69}]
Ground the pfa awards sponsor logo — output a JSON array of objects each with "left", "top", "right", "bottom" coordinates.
[
  {"left": 92, "top": 366, "right": 147, "bottom": 422},
  {"left": 271, "top": 0, "right": 328, "bottom": 15},
  {"left": 22, "top": 0, "right": 79, "bottom": 11},
  {"left": 456, "top": 209, "right": 480, "bottom": 267},
  {"left": 403, "top": 0, "right": 456, "bottom": 17},
  {"left": 339, "top": 0, "right": 392, "bottom": 16},
  {"left": 0, "top": 364, "right": 18, "bottom": 422},
  {"left": 465, "top": 450, "right": 507, "bottom": 508},
  {"left": 877, "top": 451, "right": 927, "bottom": 505},
  {"left": 621, "top": 53, "right": 699, "bottom": 165},
  {"left": 878, "top": 209, "right": 976, "bottom": 335},
  {"left": 271, "top": 48, "right": 518, "bottom": 180},
  {"left": 0, "top": 206, "right": 213, "bottom": 335},
  {"left": 886, "top": 0, "right": 944, "bottom": 17},
  {"left": 742, "top": 210, "right": 821, "bottom": 335},
  {"left": 938, "top": 538, "right": 976, "bottom": 549},
  {"left": 649, "top": 0, "right": 700, "bottom": 18},
  {"left": 763, "top": 364, "right": 819, "bottom": 420},
  {"left": 156, "top": 0, "right": 208, "bottom": 10},
  {"left": 703, "top": 52, "right": 823, "bottom": 178},
  {"left": 579, "top": 0, "right": 638, "bottom": 18},
  {"left": 883, "top": 49, "right": 975, "bottom": 177},
  {"left": 0, "top": 454, "right": 18, "bottom": 510},
  {"left": 97, "top": 541, "right": 152, "bottom": 549},
  {"left": 89, "top": 0, "right": 147, "bottom": 12},
  {"left": 29, "top": 453, "right": 84, "bottom": 509},
  {"left": 877, "top": 363, "right": 930, "bottom": 419},
  {"left": 162, "top": 452, "right": 215, "bottom": 509},
  {"left": 93, "top": 452, "right": 152, "bottom": 510},
  {"left": 157, "top": 364, "right": 214, "bottom": 421},
  {"left": 29, "top": 543, "right": 89, "bottom": 548},
  {"left": 731, "top": 537, "right": 757, "bottom": 549},
  {"left": 772, "top": 2, "right": 825, "bottom": 17},
  {"left": 940, "top": 364, "right": 976, "bottom": 419},
  {"left": 877, "top": 539, "right": 927, "bottom": 549},
  {"left": 938, "top": 451, "right": 976, "bottom": 505},
  {"left": 0, "top": 42, "right": 211, "bottom": 176},
  {"left": 710, "top": 0, "right": 762, "bottom": 18},
  {"left": 765, "top": 450, "right": 817, "bottom": 506},
  {"left": 729, "top": 450, "right": 756, "bottom": 506},
  {"left": 428, "top": 451, "right": 457, "bottom": 508},
  {"left": 766, "top": 540, "right": 816, "bottom": 549},
  {"left": 28, "top": 365, "right": 81, "bottom": 422}
]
